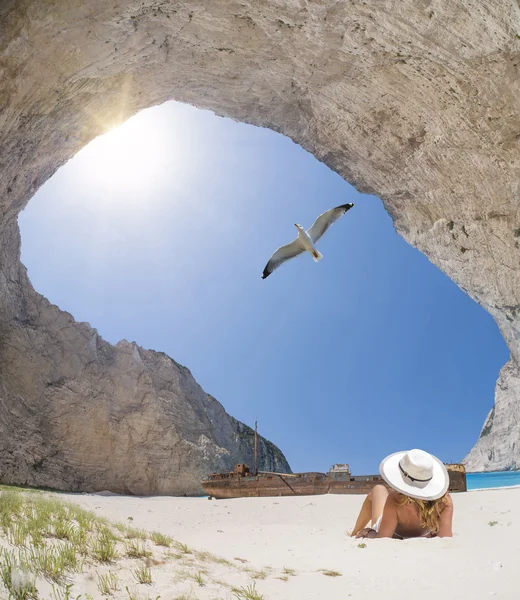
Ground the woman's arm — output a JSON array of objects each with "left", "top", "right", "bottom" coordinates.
[
  {"left": 376, "top": 495, "right": 398, "bottom": 538},
  {"left": 437, "top": 495, "right": 453, "bottom": 538}
]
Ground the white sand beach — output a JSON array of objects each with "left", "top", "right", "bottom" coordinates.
[{"left": 47, "top": 488, "right": 520, "bottom": 600}]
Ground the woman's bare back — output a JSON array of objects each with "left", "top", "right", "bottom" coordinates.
[
  {"left": 393, "top": 493, "right": 433, "bottom": 537},
  {"left": 380, "top": 491, "right": 453, "bottom": 539}
]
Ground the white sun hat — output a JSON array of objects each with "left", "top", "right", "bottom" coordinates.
[{"left": 379, "top": 449, "right": 449, "bottom": 501}]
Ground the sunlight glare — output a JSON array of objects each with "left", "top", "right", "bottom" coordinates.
[{"left": 77, "top": 110, "right": 175, "bottom": 198}]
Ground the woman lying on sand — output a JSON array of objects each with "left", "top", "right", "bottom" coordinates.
[{"left": 351, "top": 449, "right": 453, "bottom": 539}]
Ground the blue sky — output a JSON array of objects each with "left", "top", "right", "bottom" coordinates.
[{"left": 19, "top": 101, "right": 508, "bottom": 474}]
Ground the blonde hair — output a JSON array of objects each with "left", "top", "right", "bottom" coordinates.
[{"left": 396, "top": 493, "right": 449, "bottom": 531}]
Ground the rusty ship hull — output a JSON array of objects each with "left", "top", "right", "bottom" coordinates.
[
  {"left": 202, "top": 467, "right": 467, "bottom": 500},
  {"left": 203, "top": 425, "right": 467, "bottom": 499}
]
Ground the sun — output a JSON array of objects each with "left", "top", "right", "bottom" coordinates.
[{"left": 76, "top": 109, "right": 174, "bottom": 198}]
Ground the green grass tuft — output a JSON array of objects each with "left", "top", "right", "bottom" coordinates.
[
  {"left": 246, "top": 567, "right": 268, "bottom": 580},
  {"left": 97, "top": 570, "right": 119, "bottom": 595},
  {"left": 0, "top": 549, "right": 38, "bottom": 599},
  {"left": 125, "top": 539, "right": 152, "bottom": 559},
  {"left": 49, "top": 583, "right": 78, "bottom": 600},
  {"left": 150, "top": 531, "right": 172, "bottom": 547},
  {"left": 192, "top": 570, "right": 206, "bottom": 587},
  {"left": 133, "top": 564, "right": 153, "bottom": 585},
  {"left": 92, "top": 529, "right": 119, "bottom": 563},
  {"left": 232, "top": 583, "right": 264, "bottom": 600},
  {"left": 22, "top": 543, "right": 81, "bottom": 582},
  {"left": 174, "top": 541, "right": 192, "bottom": 555},
  {"left": 7, "top": 522, "right": 29, "bottom": 547},
  {"left": 126, "top": 527, "right": 148, "bottom": 540},
  {"left": 53, "top": 517, "right": 77, "bottom": 541}
]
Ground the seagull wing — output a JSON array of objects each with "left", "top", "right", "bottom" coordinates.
[
  {"left": 262, "top": 239, "right": 304, "bottom": 279},
  {"left": 306, "top": 203, "right": 354, "bottom": 244}
]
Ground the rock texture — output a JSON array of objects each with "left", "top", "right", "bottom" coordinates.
[
  {"left": 465, "top": 360, "right": 520, "bottom": 471},
  {"left": 1, "top": 1, "right": 520, "bottom": 479},
  {"left": 0, "top": 284, "right": 290, "bottom": 496}
]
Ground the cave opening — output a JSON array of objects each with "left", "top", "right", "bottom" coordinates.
[{"left": 17, "top": 101, "right": 508, "bottom": 475}]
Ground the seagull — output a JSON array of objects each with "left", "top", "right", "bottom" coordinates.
[{"left": 261, "top": 203, "right": 354, "bottom": 279}]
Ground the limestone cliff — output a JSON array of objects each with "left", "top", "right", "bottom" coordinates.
[
  {"left": 464, "top": 361, "right": 520, "bottom": 471},
  {"left": 1, "top": 1, "right": 520, "bottom": 480},
  {"left": 0, "top": 276, "right": 290, "bottom": 494}
]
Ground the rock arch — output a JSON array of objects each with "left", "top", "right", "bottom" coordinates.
[{"left": 1, "top": 0, "right": 519, "bottom": 491}]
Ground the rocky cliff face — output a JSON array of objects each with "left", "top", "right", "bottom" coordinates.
[
  {"left": 464, "top": 361, "right": 520, "bottom": 471},
  {"left": 0, "top": 270, "right": 290, "bottom": 494},
  {"left": 1, "top": 1, "right": 520, "bottom": 479},
  {"left": 0, "top": 267, "right": 290, "bottom": 495}
]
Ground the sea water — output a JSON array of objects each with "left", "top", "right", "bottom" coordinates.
[{"left": 467, "top": 471, "right": 520, "bottom": 490}]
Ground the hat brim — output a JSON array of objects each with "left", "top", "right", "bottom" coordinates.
[{"left": 379, "top": 451, "right": 449, "bottom": 501}]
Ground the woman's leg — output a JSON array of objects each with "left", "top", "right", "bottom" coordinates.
[{"left": 350, "top": 485, "right": 389, "bottom": 536}]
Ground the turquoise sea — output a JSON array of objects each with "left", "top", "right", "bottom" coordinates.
[{"left": 467, "top": 471, "right": 520, "bottom": 490}]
